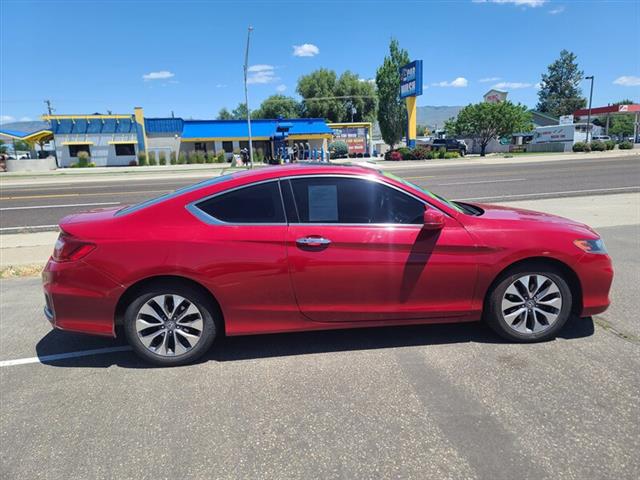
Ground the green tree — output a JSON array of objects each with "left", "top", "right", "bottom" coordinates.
[
  {"left": 253, "top": 95, "right": 301, "bottom": 119},
  {"left": 0, "top": 140, "right": 7, "bottom": 154},
  {"left": 446, "top": 101, "right": 532, "bottom": 156},
  {"left": 376, "top": 38, "right": 410, "bottom": 147},
  {"left": 297, "top": 68, "right": 343, "bottom": 120},
  {"left": 537, "top": 50, "right": 586, "bottom": 117},
  {"left": 216, "top": 108, "right": 233, "bottom": 120},
  {"left": 231, "top": 103, "right": 248, "bottom": 119},
  {"left": 335, "top": 71, "right": 377, "bottom": 123},
  {"left": 13, "top": 139, "right": 33, "bottom": 152}
]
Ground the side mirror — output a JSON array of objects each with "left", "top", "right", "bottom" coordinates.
[{"left": 423, "top": 207, "right": 445, "bottom": 230}]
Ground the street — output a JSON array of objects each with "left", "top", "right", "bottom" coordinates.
[
  {"left": 1, "top": 155, "right": 639, "bottom": 232},
  {"left": 1, "top": 154, "right": 639, "bottom": 479}
]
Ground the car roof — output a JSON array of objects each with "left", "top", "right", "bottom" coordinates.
[{"left": 231, "top": 162, "right": 382, "bottom": 181}]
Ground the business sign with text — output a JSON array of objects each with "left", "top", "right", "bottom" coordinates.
[{"left": 400, "top": 60, "right": 423, "bottom": 98}]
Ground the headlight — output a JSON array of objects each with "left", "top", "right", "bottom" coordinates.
[{"left": 574, "top": 238, "right": 607, "bottom": 254}]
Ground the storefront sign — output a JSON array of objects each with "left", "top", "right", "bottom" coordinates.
[{"left": 400, "top": 61, "right": 423, "bottom": 98}]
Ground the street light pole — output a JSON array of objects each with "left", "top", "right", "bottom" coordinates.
[
  {"left": 585, "top": 75, "right": 594, "bottom": 143},
  {"left": 243, "top": 26, "right": 254, "bottom": 168}
]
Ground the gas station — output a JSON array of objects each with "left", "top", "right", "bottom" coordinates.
[{"left": 573, "top": 103, "right": 640, "bottom": 141}]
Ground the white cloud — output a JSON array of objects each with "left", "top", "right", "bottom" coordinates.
[
  {"left": 535, "top": 82, "right": 542, "bottom": 90},
  {"left": 0, "top": 115, "right": 15, "bottom": 124},
  {"left": 142, "top": 70, "right": 175, "bottom": 81},
  {"left": 613, "top": 75, "right": 640, "bottom": 87},
  {"left": 432, "top": 77, "right": 468, "bottom": 88},
  {"left": 479, "top": 76, "right": 501, "bottom": 83},
  {"left": 492, "top": 81, "right": 534, "bottom": 89},
  {"left": 276, "top": 84, "right": 287, "bottom": 92},
  {"left": 19, "top": 116, "right": 32, "bottom": 121},
  {"left": 215, "top": 84, "right": 227, "bottom": 88},
  {"left": 359, "top": 78, "right": 375, "bottom": 84},
  {"left": 549, "top": 5, "right": 565, "bottom": 14},
  {"left": 292, "top": 43, "right": 320, "bottom": 57},
  {"left": 473, "top": 0, "right": 548, "bottom": 7},
  {"left": 247, "top": 64, "right": 279, "bottom": 84}
]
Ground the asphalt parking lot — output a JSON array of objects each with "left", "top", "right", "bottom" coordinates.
[{"left": 1, "top": 222, "right": 638, "bottom": 479}]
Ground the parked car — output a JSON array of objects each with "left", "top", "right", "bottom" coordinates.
[
  {"left": 430, "top": 138, "right": 467, "bottom": 156},
  {"left": 592, "top": 135, "right": 611, "bottom": 142},
  {"left": 43, "top": 164, "right": 613, "bottom": 366}
]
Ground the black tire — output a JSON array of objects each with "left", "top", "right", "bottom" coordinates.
[
  {"left": 124, "top": 281, "right": 218, "bottom": 366},
  {"left": 460, "top": 148, "right": 466, "bottom": 157},
  {"left": 485, "top": 263, "right": 572, "bottom": 342}
]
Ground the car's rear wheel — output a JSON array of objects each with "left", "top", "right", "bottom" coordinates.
[
  {"left": 485, "top": 264, "right": 572, "bottom": 342},
  {"left": 124, "top": 282, "right": 218, "bottom": 366}
]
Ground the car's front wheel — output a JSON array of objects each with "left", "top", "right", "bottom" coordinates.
[
  {"left": 124, "top": 282, "right": 218, "bottom": 366},
  {"left": 485, "top": 265, "right": 572, "bottom": 342}
]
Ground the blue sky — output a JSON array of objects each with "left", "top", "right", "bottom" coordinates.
[{"left": 1, "top": 0, "right": 639, "bottom": 123}]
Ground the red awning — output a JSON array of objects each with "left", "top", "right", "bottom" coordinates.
[{"left": 573, "top": 104, "right": 640, "bottom": 116}]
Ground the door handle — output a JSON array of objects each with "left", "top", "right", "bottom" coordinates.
[{"left": 296, "top": 236, "right": 331, "bottom": 247}]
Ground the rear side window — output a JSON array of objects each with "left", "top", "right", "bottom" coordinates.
[
  {"left": 288, "top": 177, "right": 424, "bottom": 224},
  {"left": 195, "top": 181, "right": 285, "bottom": 224}
]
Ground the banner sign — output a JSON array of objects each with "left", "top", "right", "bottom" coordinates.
[{"left": 400, "top": 60, "right": 423, "bottom": 98}]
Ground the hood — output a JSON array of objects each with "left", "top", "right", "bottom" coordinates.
[{"left": 473, "top": 202, "right": 598, "bottom": 236}]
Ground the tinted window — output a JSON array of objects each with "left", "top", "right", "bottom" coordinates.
[
  {"left": 114, "top": 144, "right": 136, "bottom": 156},
  {"left": 196, "top": 181, "right": 285, "bottom": 223},
  {"left": 68, "top": 144, "right": 91, "bottom": 157},
  {"left": 289, "top": 177, "right": 424, "bottom": 224}
]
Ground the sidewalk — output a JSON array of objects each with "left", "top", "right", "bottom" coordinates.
[{"left": 1, "top": 193, "right": 638, "bottom": 272}]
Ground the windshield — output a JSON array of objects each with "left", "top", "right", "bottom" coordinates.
[{"left": 381, "top": 171, "right": 464, "bottom": 213}]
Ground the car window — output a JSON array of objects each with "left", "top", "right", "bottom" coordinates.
[
  {"left": 195, "top": 181, "right": 285, "bottom": 224},
  {"left": 288, "top": 177, "right": 424, "bottom": 224}
]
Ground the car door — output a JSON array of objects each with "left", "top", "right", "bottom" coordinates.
[
  {"left": 187, "top": 179, "right": 297, "bottom": 333},
  {"left": 284, "top": 175, "right": 478, "bottom": 323}
]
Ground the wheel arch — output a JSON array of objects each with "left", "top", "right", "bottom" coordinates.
[
  {"left": 484, "top": 257, "right": 583, "bottom": 315},
  {"left": 114, "top": 275, "right": 224, "bottom": 333}
]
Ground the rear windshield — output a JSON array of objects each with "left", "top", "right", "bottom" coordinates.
[{"left": 116, "top": 173, "right": 236, "bottom": 216}]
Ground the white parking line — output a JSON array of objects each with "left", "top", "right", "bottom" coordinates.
[
  {"left": 457, "top": 186, "right": 640, "bottom": 201},
  {"left": 435, "top": 178, "right": 526, "bottom": 186},
  {"left": 0, "top": 346, "right": 133, "bottom": 367},
  {"left": 0, "top": 202, "right": 120, "bottom": 211},
  {"left": 0, "top": 224, "right": 59, "bottom": 232}
]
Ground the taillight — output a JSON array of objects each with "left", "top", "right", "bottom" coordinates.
[{"left": 52, "top": 233, "right": 96, "bottom": 262}]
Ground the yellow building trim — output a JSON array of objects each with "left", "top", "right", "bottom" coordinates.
[
  {"left": 108, "top": 140, "right": 138, "bottom": 145},
  {"left": 181, "top": 136, "right": 271, "bottom": 142},
  {"left": 327, "top": 122, "right": 373, "bottom": 129},
  {"left": 0, "top": 130, "right": 53, "bottom": 143},
  {"left": 405, "top": 96, "right": 417, "bottom": 143},
  {"left": 42, "top": 114, "right": 132, "bottom": 120},
  {"left": 288, "top": 134, "right": 333, "bottom": 140},
  {"left": 133, "top": 107, "right": 147, "bottom": 152},
  {"left": 62, "top": 141, "right": 95, "bottom": 145}
]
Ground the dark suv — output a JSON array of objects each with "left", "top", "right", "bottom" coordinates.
[{"left": 431, "top": 138, "right": 467, "bottom": 156}]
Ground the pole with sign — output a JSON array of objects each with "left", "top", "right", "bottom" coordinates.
[{"left": 400, "top": 60, "right": 423, "bottom": 148}]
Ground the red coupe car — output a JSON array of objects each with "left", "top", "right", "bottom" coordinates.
[{"left": 42, "top": 164, "right": 613, "bottom": 366}]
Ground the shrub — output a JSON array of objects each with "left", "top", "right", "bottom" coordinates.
[
  {"left": 205, "top": 153, "right": 214, "bottom": 164},
  {"left": 388, "top": 150, "right": 403, "bottom": 161},
  {"left": 170, "top": 151, "right": 177, "bottom": 165},
  {"left": 411, "top": 146, "right": 431, "bottom": 160},
  {"left": 396, "top": 147, "right": 412, "bottom": 160},
  {"left": 444, "top": 151, "right": 460, "bottom": 159},
  {"left": 438, "top": 147, "right": 446, "bottom": 159},
  {"left": 328, "top": 140, "right": 349, "bottom": 159},
  {"left": 254, "top": 149, "right": 264, "bottom": 163},
  {"left": 158, "top": 151, "right": 166, "bottom": 165},
  {"left": 148, "top": 151, "right": 157, "bottom": 165},
  {"left": 605, "top": 140, "right": 615, "bottom": 151},
  {"left": 196, "top": 151, "right": 206, "bottom": 164},
  {"left": 572, "top": 142, "right": 588, "bottom": 152},
  {"left": 128, "top": 160, "right": 138, "bottom": 166},
  {"left": 186, "top": 152, "right": 196, "bottom": 164},
  {"left": 76, "top": 151, "right": 91, "bottom": 167},
  {"left": 177, "top": 152, "right": 186, "bottom": 164},
  {"left": 590, "top": 140, "right": 606, "bottom": 152},
  {"left": 138, "top": 152, "right": 148, "bottom": 166},
  {"left": 215, "top": 151, "right": 226, "bottom": 163},
  {"left": 619, "top": 140, "right": 634, "bottom": 150}
]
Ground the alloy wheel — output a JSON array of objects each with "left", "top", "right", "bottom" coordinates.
[
  {"left": 501, "top": 274, "right": 563, "bottom": 335},
  {"left": 135, "top": 294, "right": 204, "bottom": 356}
]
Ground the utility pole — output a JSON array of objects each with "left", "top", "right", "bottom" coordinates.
[
  {"left": 243, "top": 26, "right": 254, "bottom": 168},
  {"left": 585, "top": 76, "right": 594, "bottom": 143},
  {"left": 44, "top": 99, "right": 59, "bottom": 167}
]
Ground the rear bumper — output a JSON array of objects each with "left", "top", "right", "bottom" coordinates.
[
  {"left": 576, "top": 253, "right": 614, "bottom": 317},
  {"left": 42, "top": 257, "right": 124, "bottom": 337}
]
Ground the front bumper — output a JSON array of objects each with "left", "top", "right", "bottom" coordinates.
[
  {"left": 576, "top": 252, "right": 614, "bottom": 317},
  {"left": 42, "top": 257, "right": 124, "bottom": 337}
]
